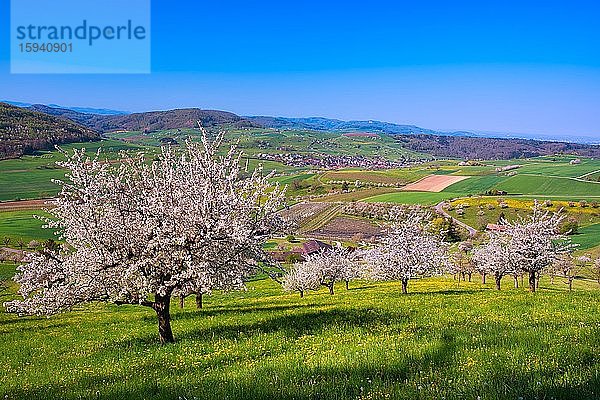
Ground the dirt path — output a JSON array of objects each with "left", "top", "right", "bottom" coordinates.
[
  {"left": 434, "top": 201, "right": 477, "bottom": 237},
  {"left": 0, "top": 199, "right": 53, "bottom": 211}
]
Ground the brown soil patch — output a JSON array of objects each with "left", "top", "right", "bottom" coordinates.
[
  {"left": 402, "top": 175, "right": 469, "bottom": 192},
  {"left": 306, "top": 216, "right": 382, "bottom": 241},
  {"left": 0, "top": 199, "right": 52, "bottom": 211}
]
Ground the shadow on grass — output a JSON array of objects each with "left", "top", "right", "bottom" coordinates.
[
  {"left": 3, "top": 329, "right": 458, "bottom": 400},
  {"left": 115, "top": 307, "right": 407, "bottom": 350}
]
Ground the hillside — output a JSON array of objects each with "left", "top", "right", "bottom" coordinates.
[
  {"left": 0, "top": 103, "right": 99, "bottom": 159},
  {"left": 87, "top": 108, "right": 259, "bottom": 132},
  {"left": 18, "top": 105, "right": 259, "bottom": 133},
  {"left": 394, "top": 134, "right": 600, "bottom": 159},
  {"left": 8, "top": 103, "right": 600, "bottom": 159},
  {"left": 247, "top": 116, "right": 454, "bottom": 136}
]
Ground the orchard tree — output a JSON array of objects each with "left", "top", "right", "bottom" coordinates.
[
  {"left": 5, "top": 130, "right": 286, "bottom": 343},
  {"left": 451, "top": 241, "right": 476, "bottom": 282},
  {"left": 365, "top": 212, "right": 448, "bottom": 294},
  {"left": 593, "top": 257, "right": 600, "bottom": 286},
  {"left": 292, "top": 244, "right": 359, "bottom": 295},
  {"left": 473, "top": 238, "right": 514, "bottom": 290},
  {"left": 490, "top": 203, "right": 573, "bottom": 292},
  {"left": 282, "top": 262, "right": 320, "bottom": 298},
  {"left": 552, "top": 254, "right": 581, "bottom": 291}
]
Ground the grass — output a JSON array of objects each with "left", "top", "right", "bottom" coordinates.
[
  {"left": 364, "top": 192, "right": 462, "bottom": 205},
  {"left": 0, "top": 140, "right": 146, "bottom": 202},
  {"left": 322, "top": 169, "right": 429, "bottom": 185},
  {"left": 0, "top": 210, "right": 57, "bottom": 245},
  {"left": 572, "top": 223, "right": 600, "bottom": 250},
  {"left": 442, "top": 175, "right": 507, "bottom": 195},
  {"left": 496, "top": 175, "right": 600, "bottom": 197},
  {"left": 1, "top": 270, "right": 600, "bottom": 399}
]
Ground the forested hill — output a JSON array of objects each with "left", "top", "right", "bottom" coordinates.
[
  {"left": 395, "top": 134, "right": 600, "bottom": 159},
  {"left": 0, "top": 103, "right": 100, "bottom": 159},
  {"left": 27, "top": 105, "right": 259, "bottom": 133}
]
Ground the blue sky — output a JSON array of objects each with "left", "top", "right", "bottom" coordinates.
[{"left": 1, "top": 0, "right": 599, "bottom": 138}]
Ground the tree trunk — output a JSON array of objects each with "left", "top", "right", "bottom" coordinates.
[
  {"left": 520, "top": 275, "right": 524, "bottom": 287},
  {"left": 345, "top": 280, "right": 349, "bottom": 290},
  {"left": 514, "top": 275, "right": 519, "bottom": 288},
  {"left": 299, "top": 290, "right": 304, "bottom": 298},
  {"left": 401, "top": 278, "right": 408, "bottom": 294},
  {"left": 495, "top": 275, "right": 502, "bottom": 290},
  {"left": 461, "top": 272, "right": 465, "bottom": 281},
  {"left": 467, "top": 273, "right": 472, "bottom": 282},
  {"left": 568, "top": 278, "right": 573, "bottom": 291},
  {"left": 550, "top": 274, "right": 555, "bottom": 285},
  {"left": 195, "top": 292, "right": 203, "bottom": 309},
  {"left": 153, "top": 294, "right": 174, "bottom": 344},
  {"left": 179, "top": 295, "right": 185, "bottom": 309},
  {"left": 536, "top": 272, "right": 540, "bottom": 289},
  {"left": 481, "top": 273, "right": 486, "bottom": 284},
  {"left": 328, "top": 283, "right": 334, "bottom": 295},
  {"left": 528, "top": 271, "right": 536, "bottom": 293}
]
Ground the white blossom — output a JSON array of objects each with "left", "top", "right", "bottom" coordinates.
[
  {"left": 5, "top": 129, "right": 286, "bottom": 343},
  {"left": 364, "top": 211, "right": 448, "bottom": 294}
]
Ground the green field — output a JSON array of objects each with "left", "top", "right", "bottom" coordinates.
[
  {"left": 322, "top": 168, "right": 429, "bottom": 185},
  {"left": 1, "top": 267, "right": 600, "bottom": 400},
  {"left": 573, "top": 223, "right": 600, "bottom": 250},
  {"left": 0, "top": 140, "right": 145, "bottom": 202},
  {"left": 497, "top": 175, "right": 600, "bottom": 197},
  {"left": 442, "top": 175, "right": 507, "bottom": 195},
  {"left": 364, "top": 191, "right": 461, "bottom": 205},
  {"left": 515, "top": 159, "right": 600, "bottom": 178},
  {"left": 441, "top": 172, "right": 600, "bottom": 199},
  {"left": 0, "top": 210, "right": 56, "bottom": 244}
]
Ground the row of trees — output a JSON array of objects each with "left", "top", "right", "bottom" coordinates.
[{"left": 283, "top": 204, "right": 581, "bottom": 297}]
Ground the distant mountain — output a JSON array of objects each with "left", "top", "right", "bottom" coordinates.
[
  {"left": 47, "top": 104, "right": 129, "bottom": 116},
  {"left": 0, "top": 103, "right": 99, "bottom": 159},
  {"left": 246, "top": 116, "right": 454, "bottom": 136},
  {"left": 247, "top": 116, "right": 600, "bottom": 144},
  {"left": 5, "top": 101, "right": 599, "bottom": 159},
  {"left": 13, "top": 104, "right": 258, "bottom": 133},
  {"left": 82, "top": 108, "right": 259, "bottom": 132},
  {"left": 27, "top": 104, "right": 103, "bottom": 127},
  {"left": 2, "top": 100, "right": 128, "bottom": 116}
]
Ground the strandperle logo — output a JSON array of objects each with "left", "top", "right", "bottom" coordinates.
[
  {"left": 10, "top": 0, "right": 150, "bottom": 74},
  {"left": 15, "top": 20, "right": 147, "bottom": 46}
]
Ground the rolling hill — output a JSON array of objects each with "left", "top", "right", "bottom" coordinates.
[
  {"left": 4, "top": 102, "right": 600, "bottom": 160},
  {"left": 0, "top": 103, "right": 100, "bottom": 159},
  {"left": 26, "top": 105, "right": 259, "bottom": 133}
]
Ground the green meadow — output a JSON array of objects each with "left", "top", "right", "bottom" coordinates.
[
  {"left": 363, "top": 191, "right": 461, "bottom": 205},
  {"left": 0, "top": 210, "right": 56, "bottom": 244},
  {"left": 1, "top": 267, "right": 600, "bottom": 400},
  {"left": 2, "top": 134, "right": 600, "bottom": 400},
  {"left": 0, "top": 140, "right": 145, "bottom": 202}
]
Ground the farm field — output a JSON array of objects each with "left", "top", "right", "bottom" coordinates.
[
  {"left": 0, "top": 210, "right": 55, "bottom": 244},
  {"left": 0, "top": 140, "right": 145, "bottom": 202},
  {"left": 444, "top": 197, "right": 600, "bottom": 251},
  {"left": 496, "top": 175, "right": 600, "bottom": 197},
  {"left": 1, "top": 266, "right": 600, "bottom": 400},
  {"left": 322, "top": 168, "right": 429, "bottom": 186},
  {"left": 364, "top": 191, "right": 462, "bottom": 205},
  {"left": 402, "top": 175, "right": 469, "bottom": 192}
]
